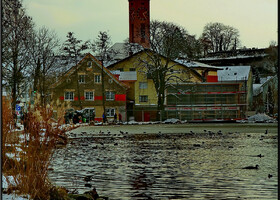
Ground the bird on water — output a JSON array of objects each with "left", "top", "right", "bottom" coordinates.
[{"left": 242, "top": 165, "right": 259, "bottom": 169}]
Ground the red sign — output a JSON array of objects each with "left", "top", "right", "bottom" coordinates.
[{"left": 115, "top": 94, "right": 126, "bottom": 101}]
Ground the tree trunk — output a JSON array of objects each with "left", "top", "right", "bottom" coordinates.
[
  {"left": 101, "top": 60, "right": 106, "bottom": 115},
  {"left": 75, "top": 56, "right": 82, "bottom": 110}
]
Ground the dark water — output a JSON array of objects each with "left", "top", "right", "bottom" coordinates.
[{"left": 48, "top": 124, "right": 278, "bottom": 199}]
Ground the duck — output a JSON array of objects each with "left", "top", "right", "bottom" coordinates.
[
  {"left": 268, "top": 174, "right": 273, "bottom": 178},
  {"left": 85, "top": 183, "right": 92, "bottom": 188},
  {"left": 242, "top": 165, "right": 259, "bottom": 169},
  {"left": 257, "top": 154, "right": 264, "bottom": 158},
  {"left": 84, "top": 175, "right": 92, "bottom": 182},
  {"left": 265, "top": 129, "right": 268, "bottom": 134}
]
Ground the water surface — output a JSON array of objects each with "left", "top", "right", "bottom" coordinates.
[{"left": 48, "top": 123, "right": 278, "bottom": 199}]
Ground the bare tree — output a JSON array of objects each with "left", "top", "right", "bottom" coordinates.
[
  {"left": 2, "top": 0, "right": 34, "bottom": 111},
  {"left": 265, "top": 41, "right": 278, "bottom": 74},
  {"left": 91, "top": 31, "right": 118, "bottom": 114},
  {"left": 62, "top": 32, "right": 89, "bottom": 110},
  {"left": 27, "top": 27, "right": 60, "bottom": 106},
  {"left": 201, "top": 22, "right": 240, "bottom": 53},
  {"left": 135, "top": 20, "right": 195, "bottom": 120}
]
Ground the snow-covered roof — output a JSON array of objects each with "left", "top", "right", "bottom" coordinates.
[
  {"left": 253, "top": 75, "right": 278, "bottom": 96},
  {"left": 260, "top": 76, "right": 274, "bottom": 84},
  {"left": 253, "top": 84, "right": 262, "bottom": 96},
  {"left": 175, "top": 59, "right": 221, "bottom": 70},
  {"left": 108, "top": 43, "right": 129, "bottom": 60},
  {"left": 199, "top": 54, "right": 267, "bottom": 61},
  {"left": 217, "top": 66, "right": 251, "bottom": 81}
]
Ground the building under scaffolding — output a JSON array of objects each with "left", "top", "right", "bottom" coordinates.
[{"left": 165, "top": 81, "right": 248, "bottom": 122}]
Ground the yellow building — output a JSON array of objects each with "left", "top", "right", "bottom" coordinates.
[{"left": 107, "top": 50, "right": 203, "bottom": 121}]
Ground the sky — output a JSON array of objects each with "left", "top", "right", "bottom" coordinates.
[{"left": 23, "top": 0, "right": 278, "bottom": 49}]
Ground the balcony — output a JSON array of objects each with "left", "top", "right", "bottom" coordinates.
[{"left": 111, "top": 71, "right": 137, "bottom": 81}]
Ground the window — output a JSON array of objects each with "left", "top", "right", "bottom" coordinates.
[
  {"left": 79, "top": 75, "right": 85, "bottom": 83},
  {"left": 85, "top": 91, "right": 94, "bottom": 101},
  {"left": 118, "top": 68, "right": 124, "bottom": 72},
  {"left": 139, "top": 95, "right": 148, "bottom": 102},
  {"left": 94, "top": 74, "right": 101, "bottom": 83},
  {"left": 139, "top": 82, "right": 148, "bottom": 89},
  {"left": 108, "top": 79, "right": 113, "bottom": 84},
  {"left": 106, "top": 108, "right": 115, "bottom": 117},
  {"left": 106, "top": 91, "right": 115, "bottom": 101},
  {"left": 87, "top": 61, "right": 92, "bottom": 68},
  {"left": 129, "top": 68, "right": 136, "bottom": 71},
  {"left": 65, "top": 92, "right": 74, "bottom": 101}
]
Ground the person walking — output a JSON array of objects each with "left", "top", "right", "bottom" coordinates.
[
  {"left": 102, "top": 112, "right": 107, "bottom": 123},
  {"left": 118, "top": 113, "right": 122, "bottom": 123},
  {"left": 114, "top": 112, "right": 117, "bottom": 123},
  {"left": 91, "top": 112, "right": 95, "bottom": 123}
]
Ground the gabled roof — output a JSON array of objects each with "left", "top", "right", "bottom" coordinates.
[
  {"left": 50, "top": 53, "right": 129, "bottom": 89},
  {"left": 217, "top": 66, "right": 251, "bottom": 81},
  {"left": 107, "top": 49, "right": 203, "bottom": 81}
]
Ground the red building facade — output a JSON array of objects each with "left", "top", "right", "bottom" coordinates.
[{"left": 128, "top": 0, "right": 150, "bottom": 48}]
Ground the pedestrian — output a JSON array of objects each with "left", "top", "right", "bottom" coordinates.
[
  {"left": 102, "top": 112, "right": 107, "bottom": 123},
  {"left": 90, "top": 111, "right": 95, "bottom": 123},
  {"left": 73, "top": 112, "right": 79, "bottom": 124},
  {"left": 114, "top": 112, "right": 117, "bottom": 123},
  {"left": 64, "top": 112, "right": 69, "bottom": 124},
  {"left": 92, "top": 112, "right": 95, "bottom": 122},
  {"left": 118, "top": 113, "right": 122, "bottom": 123}
]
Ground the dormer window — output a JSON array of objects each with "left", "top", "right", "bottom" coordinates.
[{"left": 79, "top": 75, "right": 85, "bottom": 83}]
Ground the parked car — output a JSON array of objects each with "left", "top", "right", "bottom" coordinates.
[{"left": 81, "top": 108, "right": 95, "bottom": 123}]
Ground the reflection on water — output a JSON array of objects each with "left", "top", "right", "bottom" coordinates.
[{"left": 48, "top": 125, "right": 278, "bottom": 200}]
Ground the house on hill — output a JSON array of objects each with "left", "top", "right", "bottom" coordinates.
[
  {"left": 217, "top": 66, "right": 253, "bottom": 110},
  {"left": 253, "top": 75, "right": 278, "bottom": 115},
  {"left": 50, "top": 53, "right": 129, "bottom": 122}
]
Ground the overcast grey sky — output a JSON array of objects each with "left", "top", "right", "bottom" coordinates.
[{"left": 23, "top": 0, "right": 277, "bottom": 49}]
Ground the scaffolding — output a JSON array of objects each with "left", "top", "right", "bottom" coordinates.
[{"left": 165, "top": 81, "right": 247, "bottom": 121}]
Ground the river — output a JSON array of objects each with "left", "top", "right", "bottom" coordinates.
[{"left": 48, "top": 123, "right": 278, "bottom": 199}]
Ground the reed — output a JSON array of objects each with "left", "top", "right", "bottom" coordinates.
[{"left": 2, "top": 95, "right": 69, "bottom": 199}]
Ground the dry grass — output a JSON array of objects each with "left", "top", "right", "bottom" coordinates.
[{"left": 2, "top": 96, "right": 69, "bottom": 199}]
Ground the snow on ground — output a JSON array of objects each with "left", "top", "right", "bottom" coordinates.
[
  {"left": 248, "top": 113, "right": 276, "bottom": 122},
  {"left": 2, "top": 176, "right": 29, "bottom": 200},
  {"left": 2, "top": 194, "right": 29, "bottom": 200}
]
